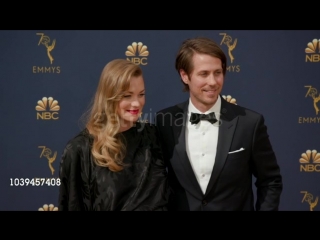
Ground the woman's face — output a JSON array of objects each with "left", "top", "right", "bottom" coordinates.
[{"left": 117, "top": 75, "right": 145, "bottom": 131}]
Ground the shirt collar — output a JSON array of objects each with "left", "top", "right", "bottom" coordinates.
[{"left": 188, "top": 95, "right": 221, "bottom": 115}]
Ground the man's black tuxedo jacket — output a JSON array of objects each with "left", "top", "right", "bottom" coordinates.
[{"left": 155, "top": 96, "right": 283, "bottom": 211}]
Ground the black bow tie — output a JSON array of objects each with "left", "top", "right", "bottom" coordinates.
[{"left": 190, "top": 112, "right": 217, "bottom": 125}]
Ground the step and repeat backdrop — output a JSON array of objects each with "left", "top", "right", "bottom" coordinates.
[{"left": 0, "top": 30, "right": 319, "bottom": 211}]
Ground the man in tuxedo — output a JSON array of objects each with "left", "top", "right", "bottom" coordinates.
[{"left": 155, "top": 37, "right": 283, "bottom": 211}]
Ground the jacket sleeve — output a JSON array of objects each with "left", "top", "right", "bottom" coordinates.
[
  {"left": 58, "top": 137, "right": 92, "bottom": 211},
  {"left": 134, "top": 124, "right": 170, "bottom": 211},
  {"left": 252, "top": 115, "right": 283, "bottom": 211},
  {"left": 149, "top": 125, "right": 170, "bottom": 211}
]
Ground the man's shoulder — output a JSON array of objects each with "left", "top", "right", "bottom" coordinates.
[
  {"left": 224, "top": 101, "right": 264, "bottom": 123},
  {"left": 238, "top": 104, "right": 262, "bottom": 117}
]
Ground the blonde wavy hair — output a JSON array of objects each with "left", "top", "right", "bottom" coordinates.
[{"left": 85, "top": 59, "right": 143, "bottom": 172}]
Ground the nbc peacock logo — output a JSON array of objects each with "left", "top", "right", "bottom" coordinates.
[
  {"left": 35, "top": 97, "right": 60, "bottom": 120},
  {"left": 299, "top": 149, "right": 320, "bottom": 172},
  {"left": 219, "top": 33, "right": 240, "bottom": 73},
  {"left": 125, "top": 42, "right": 149, "bottom": 65},
  {"left": 305, "top": 39, "right": 320, "bottom": 62},
  {"left": 38, "top": 204, "right": 58, "bottom": 211},
  {"left": 33, "top": 33, "right": 61, "bottom": 73}
]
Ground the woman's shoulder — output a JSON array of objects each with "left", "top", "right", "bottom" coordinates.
[
  {"left": 67, "top": 128, "right": 92, "bottom": 145},
  {"left": 62, "top": 129, "right": 92, "bottom": 157},
  {"left": 135, "top": 122, "right": 160, "bottom": 145},
  {"left": 60, "top": 129, "right": 93, "bottom": 180},
  {"left": 136, "top": 122, "right": 158, "bottom": 134}
]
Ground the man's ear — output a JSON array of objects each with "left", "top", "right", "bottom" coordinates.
[{"left": 180, "top": 69, "right": 189, "bottom": 84}]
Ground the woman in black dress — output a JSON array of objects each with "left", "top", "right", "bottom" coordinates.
[{"left": 58, "top": 59, "right": 169, "bottom": 211}]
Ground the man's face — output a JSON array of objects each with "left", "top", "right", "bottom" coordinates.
[{"left": 180, "top": 53, "right": 224, "bottom": 112}]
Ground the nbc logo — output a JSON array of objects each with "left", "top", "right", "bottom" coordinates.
[
  {"left": 299, "top": 149, "right": 320, "bottom": 172},
  {"left": 222, "top": 95, "right": 237, "bottom": 105},
  {"left": 38, "top": 204, "right": 58, "bottom": 211},
  {"left": 35, "top": 97, "right": 60, "bottom": 120},
  {"left": 305, "top": 39, "right": 320, "bottom": 62},
  {"left": 125, "top": 42, "right": 149, "bottom": 65}
]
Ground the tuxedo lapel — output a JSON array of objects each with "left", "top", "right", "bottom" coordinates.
[
  {"left": 205, "top": 98, "right": 239, "bottom": 196},
  {"left": 171, "top": 101, "right": 203, "bottom": 199}
]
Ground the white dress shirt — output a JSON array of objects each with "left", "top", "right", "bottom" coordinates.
[{"left": 185, "top": 96, "right": 221, "bottom": 194}]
